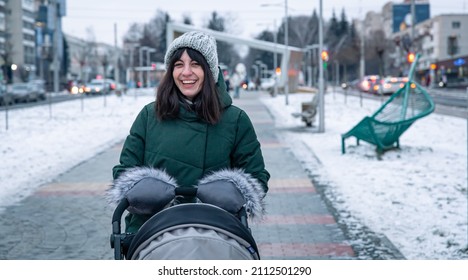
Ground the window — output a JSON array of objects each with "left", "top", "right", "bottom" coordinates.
[
  {"left": 452, "top": 21, "right": 460, "bottom": 29},
  {"left": 447, "top": 36, "right": 459, "bottom": 56}
]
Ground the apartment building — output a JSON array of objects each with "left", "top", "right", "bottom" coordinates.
[
  {"left": 0, "top": 0, "right": 66, "bottom": 85},
  {"left": 1, "top": 0, "right": 36, "bottom": 82},
  {"left": 0, "top": 1, "right": 7, "bottom": 82},
  {"left": 393, "top": 14, "right": 468, "bottom": 85},
  {"left": 356, "top": 0, "right": 467, "bottom": 85}
]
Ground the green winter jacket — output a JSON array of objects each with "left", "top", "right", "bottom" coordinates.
[{"left": 113, "top": 71, "right": 270, "bottom": 232}]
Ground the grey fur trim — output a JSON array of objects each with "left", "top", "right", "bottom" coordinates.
[
  {"left": 198, "top": 168, "right": 266, "bottom": 223},
  {"left": 106, "top": 167, "right": 178, "bottom": 205}
]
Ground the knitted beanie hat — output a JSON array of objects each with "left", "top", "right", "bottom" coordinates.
[{"left": 164, "top": 31, "right": 219, "bottom": 82}]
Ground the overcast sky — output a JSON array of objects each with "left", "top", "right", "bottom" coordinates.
[{"left": 62, "top": 0, "right": 466, "bottom": 47}]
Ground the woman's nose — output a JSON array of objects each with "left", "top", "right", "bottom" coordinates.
[{"left": 181, "top": 65, "right": 193, "bottom": 75}]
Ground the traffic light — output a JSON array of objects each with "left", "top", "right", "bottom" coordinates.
[
  {"left": 321, "top": 50, "right": 329, "bottom": 69},
  {"left": 275, "top": 67, "right": 281, "bottom": 75},
  {"left": 407, "top": 52, "right": 415, "bottom": 63},
  {"left": 321, "top": 50, "right": 329, "bottom": 62},
  {"left": 151, "top": 63, "right": 156, "bottom": 70}
]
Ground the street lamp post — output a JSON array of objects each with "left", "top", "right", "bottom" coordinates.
[
  {"left": 318, "top": 0, "right": 325, "bottom": 132},
  {"left": 304, "top": 44, "right": 319, "bottom": 87},
  {"left": 273, "top": 19, "right": 278, "bottom": 97},
  {"left": 138, "top": 46, "right": 148, "bottom": 88},
  {"left": 284, "top": 0, "right": 289, "bottom": 105},
  {"left": 127, "top": 42, "right": 139, "bottom": 88},
  {"left": 146, "top": 48, "right": 155, "bottom": 87}
]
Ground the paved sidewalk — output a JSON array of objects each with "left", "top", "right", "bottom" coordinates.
[{"left": 0, "top": 90, "right": 355, "bottom": 260}]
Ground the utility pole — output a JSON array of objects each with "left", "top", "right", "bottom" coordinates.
[
  {"left": 273, "top": 19, "right": 278, "bottom": 97},
  {"left": 146, "top": 48, "right": 155, "bottom": 87},
  {"left": 53, "top": 1, "right": 59, "bottom": 97},
  {"left": 284, "top": 0, "right": 289, "bottom": 105},
  {"left": 318, "top": 0, "right": 325, "bottom": 132},
  {"left": 359, "top": 1, "right": 365, "bottom": 79},
  {"left": 411, "top": 0, "right": 416, "bottom": 42}
]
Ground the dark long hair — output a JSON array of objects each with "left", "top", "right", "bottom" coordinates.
[{"left": 156, "top": 48, "right": 222, "bottom": 124}]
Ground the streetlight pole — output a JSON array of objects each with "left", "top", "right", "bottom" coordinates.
[
  {"left": 127, "top": 42, "right": 139, "bottom": 89},
  {"left": 273, "top": 19, "right": 278, "bottom": 97},
  {"left": 284, "top": 0, "right": 289, "bottom": 105},
  {"left": 318, "top": 0, "right": 325, "bottom": 132},
  {"left": 146, "top": 48, "right": 155, "bottom": 88},
  {"left": 138, "top": 46, "right": 148, "bottom": 88}
]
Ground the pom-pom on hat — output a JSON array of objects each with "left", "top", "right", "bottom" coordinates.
[{"left": 164, "top": 31, "right": 219, "bottom": 82}]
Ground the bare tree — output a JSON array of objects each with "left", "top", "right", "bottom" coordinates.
[{"left": 366, "top": 29, "right": 392, "bottom": 76}]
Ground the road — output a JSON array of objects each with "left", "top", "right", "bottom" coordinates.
[
  {"left": 336, "top": 86, "right": 468, "bottom": 119},
  {"left": 2, "top": 87, "right": 467, "bottom": 118},
  {"left": 0, "top": 91, "right": 116, "bottom": 111}
]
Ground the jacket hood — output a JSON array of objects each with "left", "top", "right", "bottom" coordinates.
[{"left": 216, "top": 67, "right": 232, "bottom": 108}]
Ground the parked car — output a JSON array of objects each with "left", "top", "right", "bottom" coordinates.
[
  {"left": 378, "top": 77, "right": 408, "bottom": 95},
  {"left": 28, "top": 79, "right": 47, "bottom": 100},
  {"left": 0, "top": 83, "right": 14, "bottom": 106},
  {"left": 10, "top": 83, "right": 40, "bottom": 103}
]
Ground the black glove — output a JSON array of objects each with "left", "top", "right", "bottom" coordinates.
[
  {"left": 125, "top": 177, "right": 176, "bottom": 216},
  {"left": 197, "top": 169, "right": 266, "bottom": 222},
  {"left": 196, "top": 179, "right": 246, "bottom": 215}
]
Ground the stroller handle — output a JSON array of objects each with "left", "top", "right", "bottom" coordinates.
[
  {"left": 175, "top": 187, "right": 198, "bottom": 197},
  {"left": 111, "top": 198, "right": 130, "bottom": 260},
  {"left": 112, "top": 198, "right": 129, "bottom": 229}
]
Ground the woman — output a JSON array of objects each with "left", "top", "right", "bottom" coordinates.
[{"left": 107, "top": 31, "right": 270, "bottom": 233}]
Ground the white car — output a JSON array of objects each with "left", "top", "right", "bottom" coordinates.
[
  {"left": 84, "top": 79, "right": 116, "bottom": 95},
  {"left": 10, "top": 83, "right": 40, "bottom": 103},
  {"left": 378, "top": 77, "right": 408, "bottom": 95}
]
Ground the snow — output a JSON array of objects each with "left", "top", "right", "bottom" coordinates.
[
  {"left": 0, "top": 89, "right": 156, "bottom": 211},
  {"left": 0, "top": 88, "right": 467, "bottom": 259},
  {"left": 261, "top": 91, "right": 468, "bottom": 260}
]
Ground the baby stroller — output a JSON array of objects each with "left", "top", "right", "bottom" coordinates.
[{"left": 109, "top": 169, "right": 263, "bottom": 260}]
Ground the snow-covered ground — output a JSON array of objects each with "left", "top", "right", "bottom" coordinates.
[
  {"left": 262, "top": 91, "right": 467, "bottom": 260},
  {"left": 0, "top": 89, "right": 156, "bottom": 211},
  {"left": 0, "top": 88, "right": 466, "bottom": 259}
]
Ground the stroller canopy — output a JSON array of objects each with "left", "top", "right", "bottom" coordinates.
[{"left": 127, "top": 203, "right": 260, "bottom": 260}]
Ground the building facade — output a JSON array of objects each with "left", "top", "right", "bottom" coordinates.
[
  {"left": 357, "top": 0, "right": 467, "bottom": 86},
  {"left": 393, "top": 14, "right": 468, "bottom": 86},
  {"left": 0, "top": 0, "right": 66, "bottom": 87},
  {"left": 1, "top": 0, "right": 36, "bottom": 83}
]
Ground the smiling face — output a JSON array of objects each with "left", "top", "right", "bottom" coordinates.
[{"left": 172, "top": 50, "right": 205, "bottom": 101}]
